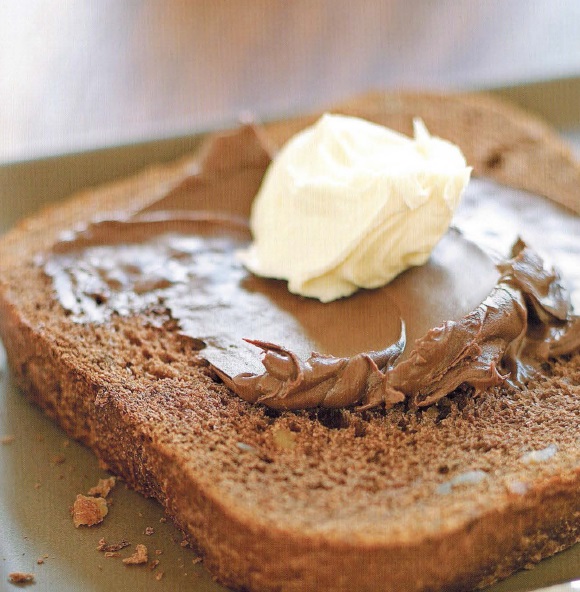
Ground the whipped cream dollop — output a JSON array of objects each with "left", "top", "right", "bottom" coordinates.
[{"left": 238, "top": 113, "right": 472, "bottom": 302}]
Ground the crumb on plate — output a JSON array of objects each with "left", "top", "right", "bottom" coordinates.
[
  {"left": 97, "top": 538, "right": 130, "bottom": 553},
  {"left": 71, "top": 494, "right": 108, "bottom": 527},
  {"left": 123, "top": 544, "right": 148, "bottom": 565},
  {"left": 8, "top": 572, "right": 34, "bottom": 584},
  {"left": 88, "top": 476, "right": 116, "bottom": 498}
]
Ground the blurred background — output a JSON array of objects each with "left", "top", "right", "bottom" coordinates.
[{"left": 1, "top": 0, "right": 580, "bottom": 163}]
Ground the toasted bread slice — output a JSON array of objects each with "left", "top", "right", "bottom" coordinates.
[{"left": 0, "top": 92, "right": 579, "bottom": 592}]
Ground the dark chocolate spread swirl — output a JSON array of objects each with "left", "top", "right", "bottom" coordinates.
[
  {"left": 220, "top": 239, "right": 579, "bottom": 410},
  {"left": 42, "top": 126, "right": 580, "bottom": 411}
]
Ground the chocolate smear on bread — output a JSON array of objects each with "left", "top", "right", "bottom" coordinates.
[{"left": 42, "top": 127, "right": 580, "bottom": 411}]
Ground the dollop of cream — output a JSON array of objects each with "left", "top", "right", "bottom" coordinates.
[{"left": 238, "top": 113, "right": 472, "bottom": 302}]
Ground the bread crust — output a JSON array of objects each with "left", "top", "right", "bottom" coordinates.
[{"left": 1, "top": 91, "right": 579, "bottom": 592}]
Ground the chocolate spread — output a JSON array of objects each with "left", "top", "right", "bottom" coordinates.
[{"left": 43, "top": 127, "right": 580, "bottom": 411}]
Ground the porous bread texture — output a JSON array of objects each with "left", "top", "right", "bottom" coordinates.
[{"left": 1, "top": 91, "right": 579, "bottom": 592}]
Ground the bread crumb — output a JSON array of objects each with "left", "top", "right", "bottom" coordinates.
[
  {"left": 71, "top": 494, "right": 108, "bottom": 527},
  {"left": 180, "top": 539, "right": 188, "bottom": 548},
  {"left": 33, "top": 482, "right": 41, "bottom": 490},
  {"left": 149, "top": 559, "right": 160, "bottom": 571},
  {"left": 51, "top": 454, "right": 66, "bottom": 465},
  {"left": 506, "top": 480, "right": 529, "bottom": 496},
  {"left": 88, "top": 476, "right": 116, "bottom": 498},
  {"left": 7, "top": 572, "right": 34, "bottom": 584},
  {"left": 144, "top": 527, "right": 154, "bottom": 536},
  {"left": 437, "top": 470, "right": 487, "bottom": 495},
  {"left": 1, "top": 435, "right": 15, "bottom": 445},
  {"left": 236, "top": 441, "right": 257, "bottom": 453},
  {"left": 159, "top": 517, "right": 167, "bottom": 523},
  {"left": 273, "top": 428, "right": 296, "bottom": 450},
  {"left": 155, "top": 571, "right": 164, "bottom": 581},
  {"left": 104, "top": 552, "right": 120, "bottom": 558},
  {"left": 192, "top": 556, "right": 202, "bottom": 565},
  {"left": 123, "top": 544, "right": 148, "bottom": 565},
  {"left": 155, "top": 549, "right": 162, "bottom": 555},
  {"left": 521, "top": 444, "right": 558, "bottom": 464},
  {"left": 62, "top": 439, "right": 70, "bottom": 448},
  {"left": 97, "top": 538, "right": 130, "bottom": 553},
  {"left": 36, "top": 558, "right": 44, "bottom": 565}
]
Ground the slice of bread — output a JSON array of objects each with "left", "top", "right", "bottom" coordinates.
[{"left": 0, "top": 92, "right": 579, "bottom": 592}]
